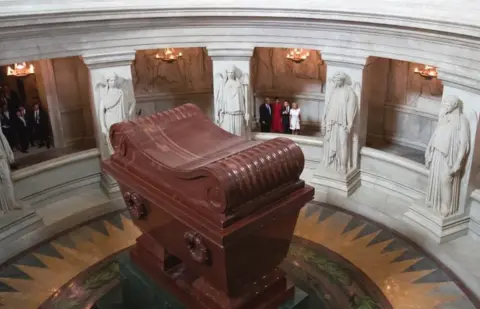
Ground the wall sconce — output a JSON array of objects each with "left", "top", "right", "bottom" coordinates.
[
  {"left": 6, "top": 62, "right": 35, "bottom": 77},
  {"left": 155, "top": 48, "right": 183, "bottom": 62},
  {"left": 286, "top": 48, "right": 310, "bottom": 63},
  {"left": 414, "top": 65, "right": 438, "bottom": 80}
]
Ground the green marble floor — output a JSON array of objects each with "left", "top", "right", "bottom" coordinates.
[{"left": 0, "top": 202, "right": 478, "bottom": 309}]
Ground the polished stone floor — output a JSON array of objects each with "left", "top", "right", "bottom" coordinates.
[{"left": 0, "top": 202, "right": 478, "bottom": 309}]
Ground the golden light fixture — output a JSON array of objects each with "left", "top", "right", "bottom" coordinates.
[
  {"left": 414, "top": 65, "right": 438, "bottom": 79},
  {"left": 155, "top": 48, "right": 183, "bottom": 62},
  {"left": 6, "top": 62, "right": 35, "bottom": 77},
  {"left": 286, "top": 48, "right": 310, "bottom": 63}
]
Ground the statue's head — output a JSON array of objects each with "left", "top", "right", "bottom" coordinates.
[
  {"left": 226, "top": 66, "right": 236, "bottom": 80},
  {"left": 105, "top": 72, "right": 118, "bottom": 88},
  {"left": 441, "top": 95, "right": 460, "bottom": 116},
  {"left": 332, "top": 71, "right": 347, "bottom": 87}
]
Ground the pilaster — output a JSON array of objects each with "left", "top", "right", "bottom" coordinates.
[
  {"left": 36, "top": 59, "right": 66, "bottom": 148},
  {"left": 82, "top": 49, "right": 137, "bottom": 198},
  {"left": 312, "top": 53, "right": 369, "bottom": 197},
  {"left": 82, "top": 50, "right": 137, "bottom": 69},
  {"left": 207, "top": 45, "right": 254, "bottom": 138},
  {"left": 405, "top": 70, "right": 480, "bottom": 243}
]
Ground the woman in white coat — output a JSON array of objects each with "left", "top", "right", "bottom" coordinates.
[{"left": 289, "top": 102, "right": 301, "bottom": 135}]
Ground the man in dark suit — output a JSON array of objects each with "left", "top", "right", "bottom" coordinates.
[
  {"left": 31, "top": 103, "right": 51, "bottom": 148},
  {"left": 18, "top": 105, "right": 35, "bottom": 147},
  {"left": 0, "top": 85, "right": 21, "bottom": 113},
  {"left": 14, "top": 109, "right": 29, "bottom": 153},
  {"left": 259, "top": 97, "right": 272, "bottom": 132}
]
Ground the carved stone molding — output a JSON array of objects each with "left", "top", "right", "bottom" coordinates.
[
  {"left": 82, "top": 50, "right": 136, "bottom": 69},
  {"left": 321, "top": 52, "right": 369, "bottom": 70},
  {"left": 437, "top": 69, "right": 480, "bottom": 95},
  {"left": 1, "top": 2, "right": 480, "bottom": 39},
  {"left": 0, "top": 21, "right": 478, "bottom": 80},
  {"left": 206, "top": 44, "right": 255, "bottom": 61}
]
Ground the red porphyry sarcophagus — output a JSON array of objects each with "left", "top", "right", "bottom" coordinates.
[{"left": 102, "top": 103, "right": 314, "bottom": 309}]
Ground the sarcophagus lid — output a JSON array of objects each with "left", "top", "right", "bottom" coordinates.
[{"left": 105, "top": 103, "right": 308, "bottom": 229}]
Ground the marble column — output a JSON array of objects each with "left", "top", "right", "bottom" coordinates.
[
  {"left": 206, "top": 45, "right": 254, "bottom": 138},
  {"left": 312, "top": 54, "right": 369, "bottom": 196},
  {"left": 82, "top": 50, "right": 137, "bottom": 198},
  {"left": 405, "top": 70, "right": 480, "bottom": 243}
]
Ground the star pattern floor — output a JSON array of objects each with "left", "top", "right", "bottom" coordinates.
[{"left": 0, "top": 202, "right": 477, "bottom": 309}]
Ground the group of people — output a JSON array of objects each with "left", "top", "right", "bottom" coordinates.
[
  {"left": 259, "top": 97, "right": 301, "bottom": 135},
  {"left": 0, "top": 85, "right": 51, "bottom": 154}
]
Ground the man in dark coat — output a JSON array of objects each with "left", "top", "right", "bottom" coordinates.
[
  {"left": 259, "top": 97, "right": 272, "bottom": 132},
  {"left": 14, "top": 109, "right": 29, "bottom": 153},
  {"left": 31, "top": 103, "right": 51, "bottom": 148},
  {"left": 0, "top": 85, "right": 20, "bottom": 113}
]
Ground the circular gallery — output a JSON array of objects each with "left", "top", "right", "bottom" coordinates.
[{"left": 0, "top": 2, "right": 479, "bottom": 308}]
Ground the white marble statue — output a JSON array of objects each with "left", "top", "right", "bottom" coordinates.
[
  {"left": 214, "top": 66, "right": 250, "bottom": 136},
  {"left": 425, "top": 95, "right": 470, "bottom": 217},
  {"left": 321, "top": 71, "right": 359, "bottom": 173},
  {"left": 96, "top": 72, "right": 135, "bottom": 153},
  {"left": 0, "top": 129, "right": 21, "bottom": 216}
]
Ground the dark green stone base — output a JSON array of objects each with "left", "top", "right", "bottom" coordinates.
[{"left": 95, "top": 255, "right": 308, "bottom": 309}]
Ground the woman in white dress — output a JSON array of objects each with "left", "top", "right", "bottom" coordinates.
[{"left": 289, "top": 102, "right": 301, "bottom": 135}]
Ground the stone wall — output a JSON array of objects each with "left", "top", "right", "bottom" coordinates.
[
  {"left": 38, "top": 56, "right": 95, "bottom": 149},
  {"left": 132, "top": 48, "right": 214, "bottom": 117},
  {"left": 131, "top": 47, "right": 326, "bottom": 128},
  {"left": 251, "top": 48, "right": 325, "bottom": 128},
  {"left": 131, "top": 50, "right": 443, "bottom": 146},
  {"left": 366, "top": 58, "right": 443, "bottom": 152}
]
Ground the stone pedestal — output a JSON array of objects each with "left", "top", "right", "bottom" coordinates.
[
  {"left": 312, "top": 167, "right": 361, "bottom": 197},
  {"left": 0, "top": 209, "right": 43, "bottom": 247},
  {"left": 82, "top": 50, "right": 137, "bottom": 198},
  {"left": 405, "top": 201, "right": 470, "bottom": 243},
  {"left": 100, "top": 173, "right": 121, "bottom": 198}
]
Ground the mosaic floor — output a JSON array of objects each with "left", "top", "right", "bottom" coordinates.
[{"left": 0, "top": 202, "right": 478, "bottom": 309}]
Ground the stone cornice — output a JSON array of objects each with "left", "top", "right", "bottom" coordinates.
[
  {"left": 82, "top": 50, "right": 136, "bottom": 69},
  {"left": 0, "top": 10, "right": 478, "bottom": 94},
  {"left": 0, "top": 2, "right": 479, "bottom": 39},
  {"left": 437, "top": 69, "right": 480, "bottom": 95},
  {"left": 206, "top": 44, "right": 254, "bottom": 61},
  {"left": 321, "top": 53, "right": 369, "bottom": 70}
]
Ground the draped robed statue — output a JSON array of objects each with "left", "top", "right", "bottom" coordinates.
[
  {"left": 214, "top": 66, "right": 250, "bottom": 136},
  {"left": 321, "top": 71, "right": 360, "bottom": 173},
  {"left": 96, "top": 72, "right": 135, "bottom": 154},
  {"left": 425, "top": 95, "right": 470, "bottom": 217},
  {"left": 0, "top": 129, "right": 22, "bottom": 216}
]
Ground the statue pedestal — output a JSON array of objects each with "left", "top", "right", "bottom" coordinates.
[
  {"left": 0, "top": 209, "right": 43, "bottom": 248},
  {"left": 99, "top": 255, "right": 309, "bottom": 309},
  {"left": 312, "top": 167, "right": 360, "bottom": 197},
  {"left": 100, "top": 173, "right": 121, "bottom": 199},
  {"left": 405, "top": 201, "right": 470, "bottom": 243}
]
